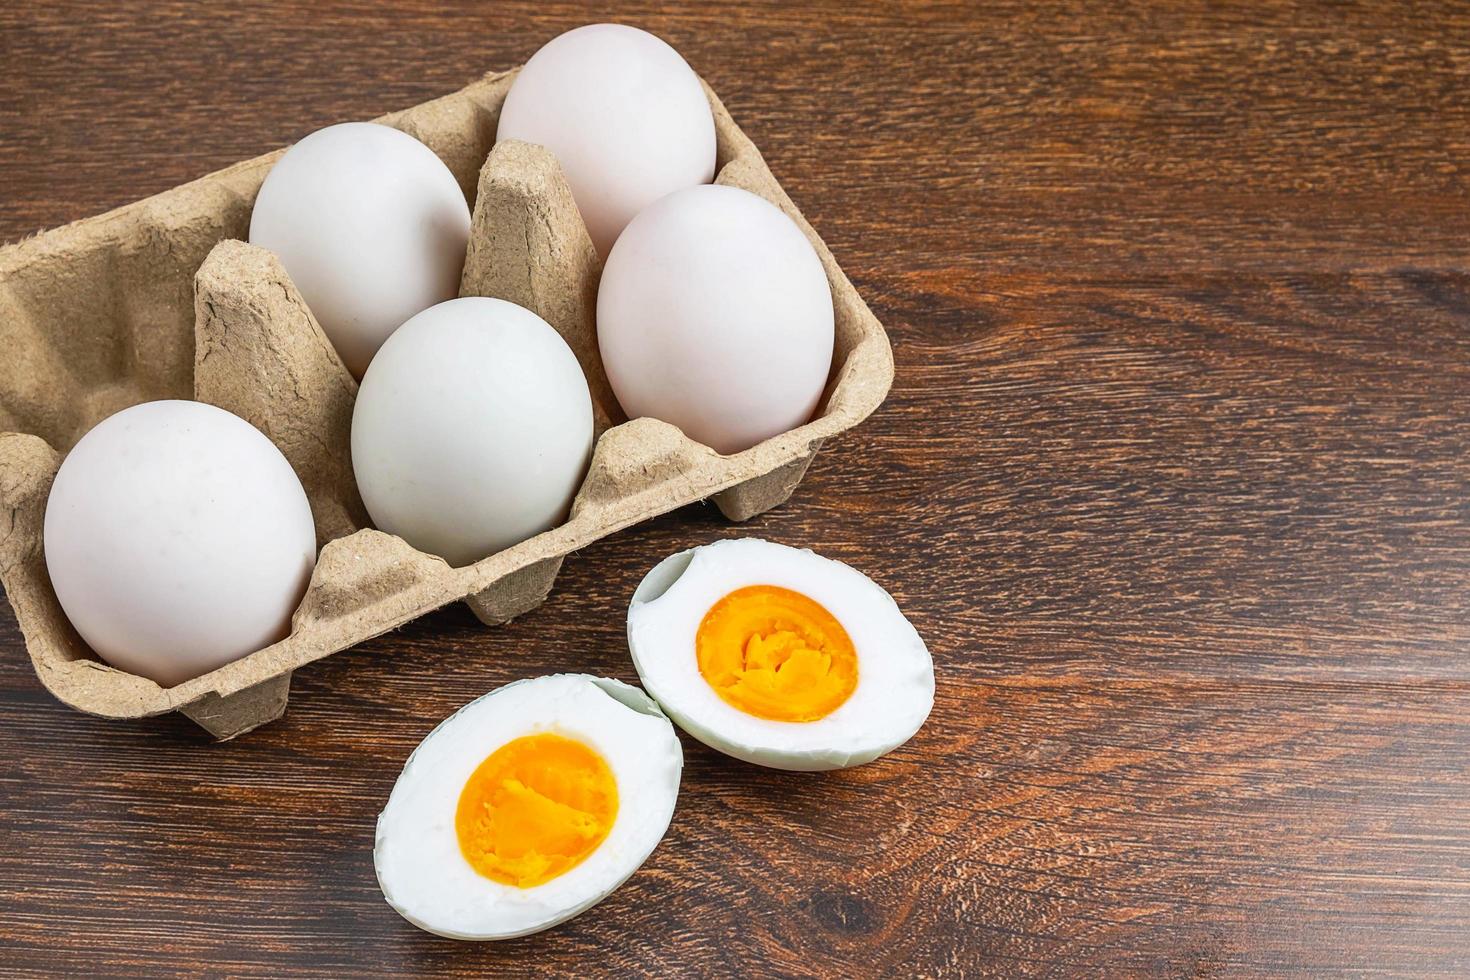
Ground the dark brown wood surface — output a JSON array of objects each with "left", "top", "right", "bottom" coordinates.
[{"left": 3, "top": 1, "right": 1469, "bottom": 976}]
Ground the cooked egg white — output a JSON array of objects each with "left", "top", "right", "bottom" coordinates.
[
  {"left": 374, "top": 674, "right": 682, "bottom": 940},
  {"left": 627, "top": 538, "right": 934, "bottom": 771}
]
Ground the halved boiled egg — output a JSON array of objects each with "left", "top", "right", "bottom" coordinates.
[
  {"left": 374, "top": 674, "right": 682, "bottom": 939},
  {"left": 627, "top": 538, "right": 933, "bottom": 771}
]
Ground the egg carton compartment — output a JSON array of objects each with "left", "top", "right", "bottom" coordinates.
[{"left": 0, "top": 69, "right": 893, "bottom": 740}]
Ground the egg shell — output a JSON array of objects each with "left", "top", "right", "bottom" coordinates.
[
  {"left": 0, "top": 67, "right": 893, "bottom": 739},
  {"left": 42, "top": 401, "right": 317, "bottom": 687},
  {"left": 598, "top": 184, "right": 836, "bottom": 455},
  {"left": 350, "top": 297, "right": 594, "bottom": 568},
  {"left": 497, "top": 24, "right": 716, "bottom": 256},
  {"left": 249, "top": 122, "right": 472, "bottom": 378},
  {"left": 627, "top": 538, "right": 934, "bottom": 771},
  {"left": 375, "top": 674, "right": 683, "bottom": 940}
]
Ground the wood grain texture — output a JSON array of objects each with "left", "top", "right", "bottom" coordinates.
[{"left": 3, "top": 1, "right": 1469, "bottom": 975}]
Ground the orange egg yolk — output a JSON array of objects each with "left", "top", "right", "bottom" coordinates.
[
  {"left": 454, "top": 733, "right": 618, "bottom": 889},
  {"left": 695, "top": 585, "right": 858, "bottom": 722}
]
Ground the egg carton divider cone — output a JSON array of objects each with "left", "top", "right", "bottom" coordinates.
[{"left": 0, "top": 69, "right": 894, "bottom": 739}]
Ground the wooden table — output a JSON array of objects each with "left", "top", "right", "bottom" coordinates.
[{"left": 3, "top": 2, "right": 1468, "bottom": 975}]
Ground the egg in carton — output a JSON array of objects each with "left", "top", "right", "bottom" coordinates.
[{"left": 0, "top": 69, "right": 894, "bottom": 740}]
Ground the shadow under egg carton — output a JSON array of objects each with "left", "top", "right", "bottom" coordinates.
[{"left": 0, "top": 69, "right": 894, "bottom": 740}]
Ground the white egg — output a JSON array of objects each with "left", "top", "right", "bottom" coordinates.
[
  {"left": 627, "top": 538, "right": 933, "bottom": 771},
  {"left": 597, "top": 184, "right": 835, "bottom": 456},
  {"left": 497, "top": 23, "right": 716, "bottom": 256},
  {"left": 42, "top": 401, "right": 317, "bottom": 687},
  {"left": 375, "top": 674, "right": 683, "bottom": 940},
  {"left": 350, "top": 297, "right": 594, "bottom": 567},
  {"left": 249, "top": 122, "right": 471, "bottom": 377}
]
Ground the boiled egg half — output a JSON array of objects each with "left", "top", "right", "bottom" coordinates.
[
  {"left": 375, "top": 674, "right": 682, "bottom": 939},
  {"left": 627, "top": 538, "right": 933, "bottom": 771}
]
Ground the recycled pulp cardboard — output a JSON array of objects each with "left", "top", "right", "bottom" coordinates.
[{"left": 0, "top": 69, "right": 894, "bottom": 739}]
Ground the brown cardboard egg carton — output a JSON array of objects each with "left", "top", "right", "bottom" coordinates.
[{"left": 0, "top": 69, "right": 893, "bottom": 739}]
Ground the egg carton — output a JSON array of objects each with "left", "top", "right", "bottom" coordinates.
[{"left": 0, "top": 69, "right": 893, "bottom": 740}]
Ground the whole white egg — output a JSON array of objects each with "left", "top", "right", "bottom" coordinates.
[
  {"left": 249, "top": 122, "right": 471, "bottom": 377},
  {"left": 42, "top": 400, "right": 318, "bottom": 687},
  {"left": 597, "top": 184, "right": 835, "bottom": 455},
  {"left": 497, "top": 23, "right": 716, "bottom": 256},
  {"left": 351, "top": 297, "right": 594, "bottom": 567},
  {"left": 627, "top": 538, "right": 933, "bottom": 771},
  {"left": 375, "top": 674, "right": 683, "bottom": 940}
]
